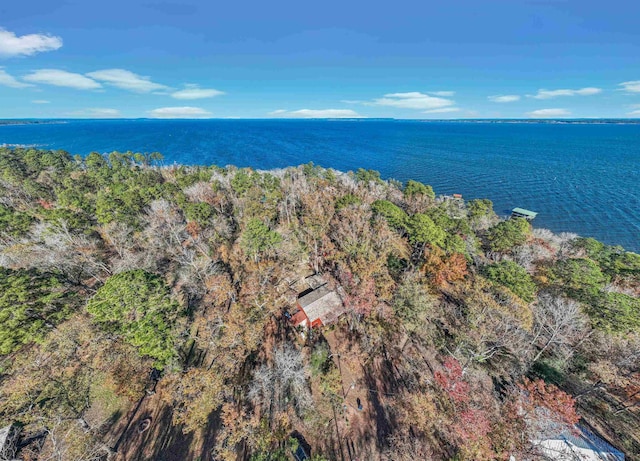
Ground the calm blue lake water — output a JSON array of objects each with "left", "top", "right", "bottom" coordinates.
[{"left": 1, "top": 119, "right": 639, "bottom": 252}]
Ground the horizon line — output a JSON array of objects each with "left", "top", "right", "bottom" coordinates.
[{"left": 2, "top": 117, "right": 640, "bottom": 122}]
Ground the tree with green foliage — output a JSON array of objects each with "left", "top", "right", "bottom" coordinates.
[
  {"left": 371, "top": 199, "right": 408, "bottom": 230},
  {"left": 545, "top": 257, "right": 609, "bottom": 298},
  {"left": 86, "top": 270, "right": 179, "bottom": 367},
  {"left": 133, "top": 151, "right": 164, "bottom": 167},
  {"left": 85, "top": 151, "right": 108, "bottom": 171},
  {"left": 41, "top": 208, "right": 92, "bottom": 233},
  {"left": 55, "top": 171, "right": 97, "bottom": 212},
  {"left": 95, "top": 187, "right": 141, "bottom": 227},
  {"left": 404, "top": 179, "right": 435, "bottom": 199},
  {"left": 605, "top": 250, "right": 640, "bottom": 276},
  {"left": 172, "top": 165, "right": 216, "bottom": 189},
  {"left": 240, "top": 219, "right": 283, "bottom": 262},
  {"left": 323, "top": 168, "right": 337, "bottom": 184},
  {"left": 309, "top": 342, "right": 333, "bottom": 377},
  {"left": 334, "top": 193, "right": 361, "bottom": 211},
  {"left": 576, "top": 237, "right": 607, "bottom": 256},
  {"left": 427, "top": 206, "right": 470, "bottom": 234},
  {"left": 468, "top": 199, "right": 494, "bottom": 219},
  {"left": 0, "top": 205, "right": 33, "bottom": 237},
  {"left": 485, "top": 218, "right": 531, "bottom": 252},
  {"left": 260, "top": 172, "right": 281, "bottom": 193},
  {"left": 0, "top": 150, "right": 28, "bottom": 184},
  {"left": 94, "top": 175, "right": 165, "bottom": 228},
  {"left": 583, "top": 291, "right": 640, "bottom": 334},
  {"left": 443, "top": 234, "right": 467, "bottom": 255},
  {"left": 406, "top": 213, "right": 446, "bottom": 248},
  {"left": 231, "top": 169, "right": 282, "bottom": 196},
  {"left": 0, "top": 268, "right": 77, "bottom": 355},
  {"left": 467, "top": 198, "right": 498, "bottom": 230},
  {"left": 231, "top": 169, "right": 283, "bottom": 220},
  {"left": 354, "top": 168, "right": 382, "bottom": 184},
  {"left": 483, "top": 261, "right": 537, "bottom": 302},
  {"left": 183, "top": 202, "right": 215, "bottom": 225},
  {"left": 301, "top": 161, "right": 322, "bottom": 177},
  {"left": 230, "top": 169, "right": 254, "bottom": 195},
  {"left": 575, "top": 237, "right": 640, "bottom": 277},
  {"left": 17, "top": 148, "right": 73, "bottom": 177}
]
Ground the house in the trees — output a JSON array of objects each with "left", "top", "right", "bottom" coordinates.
[
  {"left": 290, "top": 283, "right": 346, "bottom": 329},
  {"left": 0, "top": 424, "right": 20, "bottom": 461}
]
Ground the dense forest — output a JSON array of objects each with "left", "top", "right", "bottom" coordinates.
[{"left": 0, "top": 147, "right": 638, "bottom": 461}]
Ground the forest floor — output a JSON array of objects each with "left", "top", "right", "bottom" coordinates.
[
  {"left": 322, "top": 326, "right": 406, "bottom": 461},
  {"left": 104, "top": 380, "right": 220, "bottom": 461}
]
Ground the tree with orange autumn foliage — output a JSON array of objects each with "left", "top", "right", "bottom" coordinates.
[
  {"left": 516, "top": 377, "right": 581, "bottom": 434},
  {"left": 422, "top": 246, "right": 468, "bottom": 287}
]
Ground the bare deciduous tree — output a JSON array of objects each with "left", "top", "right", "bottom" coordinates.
[
  {"left": 532, "top": 228, "right": 578, "bottom": 258},
  {"left": 512, "top": 242, "right": 553, "bottom": 273},
  {"left": 249, "top": 344, "right": 312, "bottom": 417},
  {"left": 530, "top": 292, "right": 590, "bottom": 363},
  {"left": 1, "top": 220, "right": 109, "bottom": 282},
  {"left": 184, "top": 181, "right": 216, "bottom": 203}
]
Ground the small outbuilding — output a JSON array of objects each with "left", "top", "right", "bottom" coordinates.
[
  {"left": 291, "top": 285, "right": 346, "bottom": 329},
  {"left": 511, "top": 207, "right": 538, "bottom": 220}
]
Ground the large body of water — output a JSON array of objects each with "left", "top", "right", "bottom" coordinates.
[{"left": 1, "top": 119, "right": 639, "bottom": 252}]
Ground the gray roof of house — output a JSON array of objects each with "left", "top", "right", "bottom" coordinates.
[{"left": 298, "top": 285, "right": 345, "bottom": 325}]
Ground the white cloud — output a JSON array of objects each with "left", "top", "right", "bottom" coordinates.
[
  {"left": 148, "top": 106, "right": 213, "bottom": 118},
  {"left": 628, "top": 110, "right": 640, "bottom": 116},
  {"left": 0, "top": 67, "right": 32, "bottom": 88},
  {"left": 619, "top": 81, "right": 640, "bottom": 93},
  {"left": 526, "top": 108, "right": 571, "bottom": 118},
  {"left": 68, "top": 108, "right": 121, "bottom": 118},
  {"left": 373, "top": 92, "right": 454, "bottom": 110},
  {"left": 32, "top": 100, "right": 50, "bottom": 104},
  {"left": 488, "top": 94, "right": 520, "bottom": 103},
  {"left": 423, "top": 107, "right": 461, "bottom": 114},
  {"left": 171, "top": 84, "right": 225, "bottom": 99},
  {"left": 532, "top": 87, "right": 601, "bottom": 99},
  {"left": 430, "top": 91, "right": 455, "bottom": 97},
  {"left": 0, "top": 28, "right": 62, "bottom": 57},
  {"left": 87, "top": 69, "right": 168, "bottom": 93},
  {"left": 267, "top": 109, "right": 363, "bottom": 118},
  {"left": 23, "top": 69, "right": 102, "bottom": 90}
]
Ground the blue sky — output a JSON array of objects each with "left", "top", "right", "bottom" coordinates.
[{"left": 1, "top": 0, "right": 639, "bottom": 119}]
